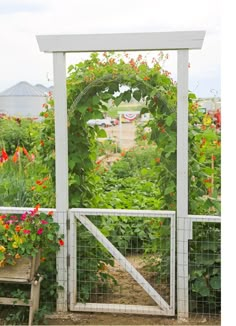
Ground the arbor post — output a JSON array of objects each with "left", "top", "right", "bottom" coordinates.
[
  {"left": 53, "top": 52, "right": 68, "bottom": 312},
  {"left": 177, "top": 49, "right": 191, "bottom": 319}
]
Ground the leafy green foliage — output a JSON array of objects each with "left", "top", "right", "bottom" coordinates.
[
  {"left": 189, "top": 223, "right": 221, "bottom": 313},
  {"left": 0, "top": 116, "right": 41, "bottom": 155}
]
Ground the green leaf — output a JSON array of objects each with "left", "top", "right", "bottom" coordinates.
[
  {"left": 192, "top": 278, "right": 210, "bottom": 297},
  {"left": 122, "top": 90, "right": 132, "bottom": 102},
  {"left": 166, "top": 115, "right": 174, "bottom": 127},
  {"left": 47, "top": 234, "right": 54, "bottom": 241},
  {"left": 78, "top": 105, "right": 88, "bottom": 114},
  {"left": 210, "top": 276, "right": 221, "bottom": 290},
  {"left": 97, "top": 129, "right": 107, "bottom": 138},
  {"left": 114, "top": 96, "right": 123, "bottom": 107},
  {"left": 133, "top": 90, "right": 141, "bottom": 102},
  {"left": 92, "top": 96, "right": 100, "bottom": 105}
]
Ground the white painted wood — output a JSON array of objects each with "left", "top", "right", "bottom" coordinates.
[
  {"left": 0, "top": 207, "right": 55, "bottom": 214},
  {"left": 70, "top": 208, "right": 175, "bottom": 218},
  {"left": 169, "top": 212, "right": 176, "bottom": 314},
  {"left": 177, "top": 49, "right": 190, "bottom": 319},
  {"left": 188, "top": 215, "right": 221, "bottom": 223},
  {"left": 75, "top": 213, "right": 170, "bottom": 312},
  {"left": 119, "top": 113, "right": 122, "bottom": 149},
  {"left": 72, "top": 303, "right": 174, "bottom": 316},
  {"left": 188, "top": 215, "right": 221, "bottom": 240},
  {"left": 36, "top": 31, "right": 205, "bottom": 53},
  {"left": 68, "top": 211, "right": 77, "bottom": 311},
  {"left": 53, "top": 52, "right": 68, "bottom": 312}
]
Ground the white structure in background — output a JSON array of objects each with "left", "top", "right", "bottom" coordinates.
[
  {"left": 34, "top": 83, "right": 49, "bottom": 95},
  {"left": 0, "top": 81, "right": 47, "bottom": 118}
]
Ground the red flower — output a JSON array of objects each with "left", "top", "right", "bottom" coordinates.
[
  {"left": 41, "top": 220, "right": 48, "bottom": 225},
  {"left": 37, "top": 228, "right": 43, "bottom": 235},
  {"left": 59, "top": 239, "right": 64, "bottom": 246},
  {"left": 48, "top": 211, "right": 54, "bottom": 216},
  {"left": 23, "top": 229, "right": 31, "bottom": 234},
  {"left": 1, "top": 149, "right": 8, "bottom": 162}
]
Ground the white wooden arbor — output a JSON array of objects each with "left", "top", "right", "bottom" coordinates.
[{"left": 36, "top": 31, "right": 206, "bottom": 318}]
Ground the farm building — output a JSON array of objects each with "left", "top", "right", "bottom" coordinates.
[{"left": 0, "top": 81, "right": 48, "bottom": 118}]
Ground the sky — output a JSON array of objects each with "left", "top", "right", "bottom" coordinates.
[{"left": 0, "top": 0, "right": 221, "bottom": 98}]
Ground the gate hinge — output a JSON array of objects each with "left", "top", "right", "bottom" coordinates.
[
  {"left": 67, "top": 254, "right": 70, "bottom": 267},
  {"left": 66, "top": 218, "right": 70, "bottom": 230}
]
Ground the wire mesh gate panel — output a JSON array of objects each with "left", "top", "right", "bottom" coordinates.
[{"left": 68, "top": 209, "right": 175, "bottom": 315}]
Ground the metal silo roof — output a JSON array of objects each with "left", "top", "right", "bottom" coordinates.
[
  {"left": 34, "top": 84, "right": 49, "bottom": 94},
  {"left": 0, "top": 81, "right": 44, "bottom": 97}
]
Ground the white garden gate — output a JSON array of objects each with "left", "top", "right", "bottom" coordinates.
[
  {"left": 68, "top": 208, "right": 175, "bottom": 315},
  {"left": 36, "top": 31, "right": 211, "bottom": 318}
]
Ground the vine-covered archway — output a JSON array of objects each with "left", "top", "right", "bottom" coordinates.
[{"left": 37, "top": 31, "right": 206, "bottom": 317}]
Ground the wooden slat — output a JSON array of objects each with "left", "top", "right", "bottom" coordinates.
[
  {"left": 73, "top": 303, "right": 174, "bottom": 316},
  {"left": 0, "top": 297, "right": 32, "bottom": 306},
  {"left": 36, "top": 31, "right": 205, "bottom": 53}
]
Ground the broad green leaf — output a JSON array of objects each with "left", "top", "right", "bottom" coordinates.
[
  {"left": 114, "top": 96, "right": 123, "bottom": 107},
  {"left": 210, "top": 276, "right": 221, "bottom": 290},
  {"left": 133, "top": 90, "right": 141, "bottom": 102}
]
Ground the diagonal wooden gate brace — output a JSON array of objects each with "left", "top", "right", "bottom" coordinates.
[{"left": 76, "top": 213, "right": 170, "bottom": 312}]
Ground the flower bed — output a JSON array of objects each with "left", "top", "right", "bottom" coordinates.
[{"left": 0, "top": 205, "right": 64, "bottom": 269}]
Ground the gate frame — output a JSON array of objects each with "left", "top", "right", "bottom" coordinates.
[
  {"left": 69, "top": 208, "right": 175, "bottom": 316},
  {"left": 36, "top": 31, "right": 206, "bottom": 318}
]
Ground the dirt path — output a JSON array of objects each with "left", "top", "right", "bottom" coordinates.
[{"left": 46, "top": 313, "right": 220, "bottom": 325}]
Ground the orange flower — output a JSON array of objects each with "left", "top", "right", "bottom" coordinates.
[
  {"left": 36, "top": 180, "right": 43, "bottom": 185},
  {"left": 31, "top": 186, "right": 36, "bottom": 191},
  {"left": 22, "top": 147, "right": 29, "bottom": 156},
  {"left": 15, "top": 225, "right": 21, "bottom": 232},
  {"left": 12, "top": 148, "right": 20, "bottom": 163},
  {"left": 143, "top": 76, "right": 150, "bottom": 81},
  {"left": 4, "top": 224, "right": 9, "bottom": 230},
  {"left": 48, "top": 211, "right": 54, "bottom": 216}
]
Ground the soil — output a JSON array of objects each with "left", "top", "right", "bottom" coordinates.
[
  {"left": 45, "top": 313, "right": 220, "bottom": 325},
  {"left": 44, "top": 255, "right": 220, "bottom": 326}
]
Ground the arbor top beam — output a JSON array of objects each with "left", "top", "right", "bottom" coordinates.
[{"left": 36, "top": 31, "right": 205, "bottom": 53}]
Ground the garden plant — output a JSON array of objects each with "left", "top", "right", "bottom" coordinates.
[{"left": 0, "top": 51, "right": 221, "bottom": 323}]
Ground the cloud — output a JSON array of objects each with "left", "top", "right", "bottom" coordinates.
[
  {"left": 0, "top": 0, "right": 48, "bottom": 15},
  {"left": 0, "top": 0, "right": 220, "bottom": 97}
]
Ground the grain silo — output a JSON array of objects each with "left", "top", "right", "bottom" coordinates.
[{"left": 0, "top": 81, "right": 47, "bottom": 117}]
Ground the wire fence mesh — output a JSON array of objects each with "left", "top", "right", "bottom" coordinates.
[
  {"left": 75, "top": 214, "right": 172, "bottom": 309},
  {"left": 188, "top": 220, "right": 221, "bottom": 318}
]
